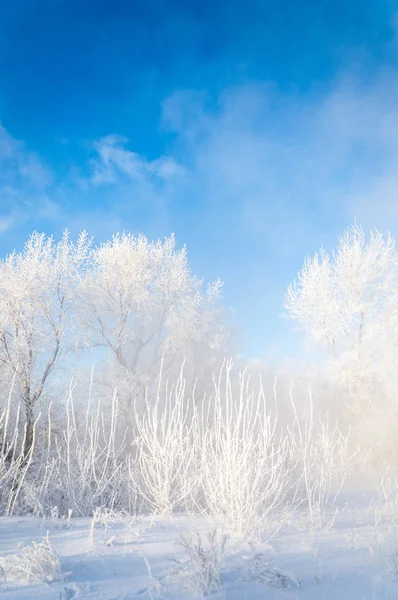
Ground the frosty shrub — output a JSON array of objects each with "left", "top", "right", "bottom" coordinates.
[
  {"left": 0, "top": 533, "right": 62, "bottom": 585},
  {"left": 0, "top": 357, "right": 360, "bottom": 527},
  {"left": 376, "top": 468, "right": 398, "bottom": 519},
  {"left": 289, "top": 385, "right": 351, "bottom": 530},
  {"left": 131, "top": 362, "right": 200, "bottom": 517},
  {"left": 171, "top": 527, "right": 229, "bottom": 598},
  {"left": 200, "top": 361, "right": 290, "bottom": 536},
  {"left": 385, "top": 531, "right": 398, "bottom": 584},
  {"left": 55, "top": 386, "right": 128, "bottom": 516},
  {"left": 244, "top": 543, "right": 300, "bottom": 588}
]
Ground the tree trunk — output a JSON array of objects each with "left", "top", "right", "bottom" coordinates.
[{"left": 23, "top": 400, "right": 34, "bottom": 460}]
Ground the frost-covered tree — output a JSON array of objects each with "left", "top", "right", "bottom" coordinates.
[
  {"left": 79, "top": 233, "right": 228, "bottom": 408},
  {"left": 0, "top": 231, "right": 92, "bottom": 455},
  {"left": 284, "top": 224, "right": 398, "bottom": 410}
]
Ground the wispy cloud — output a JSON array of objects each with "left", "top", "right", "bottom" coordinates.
[
  {"left": 0, "top": 126, "right": 184, "bottom": 241},
  {"left": 60, "top": 133, "right": 188, "bottom": 240},
  {"left": 0, "top": 214, "right": 15, "bottom": 234},
  {"left": 90, "top": 134, "right": 183, "bottom": 185},
  {"left": 0, "top": 124, "right": 52, "bottom": 234},
  {"left": 0, "top": 125, "right": 51, "bottom": 190},
  {"left": 161, "top": 71, "right": 398, "bottom": 255}
]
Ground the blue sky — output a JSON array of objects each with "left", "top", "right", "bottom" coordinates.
[{"left": 0, "top": 0, "right": 397, "bottom": 359}]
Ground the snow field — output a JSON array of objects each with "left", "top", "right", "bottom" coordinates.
[{"left": 1, "top": 497, "right": 398, "bottom": 599}]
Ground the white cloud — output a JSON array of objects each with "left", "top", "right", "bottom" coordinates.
[
  {"left": 90, "top": 134, "right": 183, "bottom": 185},
  {"left": 0, "top": 125, "right": 185, "bottom": 241}
]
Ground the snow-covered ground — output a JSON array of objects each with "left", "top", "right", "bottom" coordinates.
[{"left": 1, "top": 495, "right": 398, "bottom": 599}]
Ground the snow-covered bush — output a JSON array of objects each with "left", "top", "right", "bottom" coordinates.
[
  {"left": 0, "top": 533, "right": 62, "bottom": 585},
  {"left": 243, "top": 542, "right": 300, "bottom": 588},
  {"left": 0, "top": 358, "right": 359, "bottom": 528},
  {"left": 288, "top": 385, "right": 352, "bottom": 529},
  {"left": 131, "top": 362, "right": 200, "bottom": 517},
  {"left": 376, "top": 469, "right": 398, "bottom": 518},
  {"left": 54, "top": 386, "right": 128, "bottom": 516},
  {"left": 384, "top": 530, "right": 398, "bottom": 583},
  {"left": 200, "top": 361, "right": 291, "bottom": 536},
  {"left": 171, "top": 527, "right": 229, "bottom": 598}
]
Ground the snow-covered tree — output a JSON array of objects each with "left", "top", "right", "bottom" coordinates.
[
  {"left": 284, "top": 224, "right": 398, "bottom": 411},
  {"left": 0, "top": 230, "right": 92, "bottom": 456},
  {"left": 79, "top": 233, "right": 229, "bottom": 409}
]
